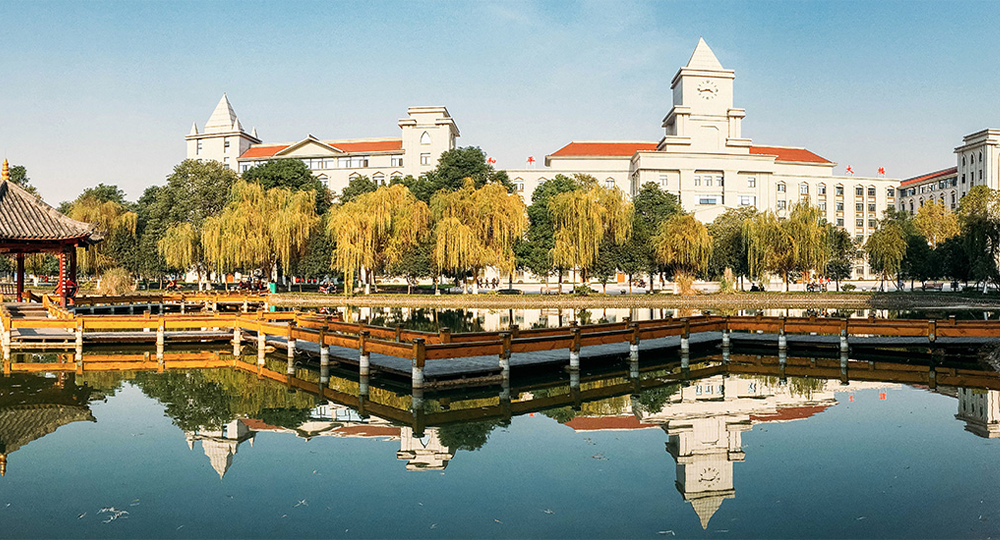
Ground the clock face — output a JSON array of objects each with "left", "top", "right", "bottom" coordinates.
[
  {"left": 697, "top": 80, "right": 718, "bottom": 99},
  {"left": 699, "top": 466, "right": 720, "bottom": 485}
]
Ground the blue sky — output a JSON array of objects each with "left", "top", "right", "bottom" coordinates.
[{"left": 1, "top": 0, "right": 998, "bottom": 204}]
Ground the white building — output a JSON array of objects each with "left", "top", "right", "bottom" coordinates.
[
  {"left": 898, "top": 129, "right": 1000, "bottom": 214},
  {"left": 186, "top": 95, "right": 458, "bottom": 193}
]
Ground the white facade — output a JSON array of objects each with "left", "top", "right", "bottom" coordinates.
[
  {"left": 504, "top": 40, "right": 899, "bottom": 277},
  {"left": 186, "top": 97, "right": 459, "bottom": 196},
  {"left": 900, "top": 129, "right": 1000, "bottom": 214}
]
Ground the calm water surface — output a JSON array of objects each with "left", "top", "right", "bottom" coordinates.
[{"left": 1, "top": 353, "right": 999, "bottom": 539}]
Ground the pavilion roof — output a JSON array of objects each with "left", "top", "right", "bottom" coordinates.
[{"left": 0, "top": 177, "right": 102, "bottom": 245}]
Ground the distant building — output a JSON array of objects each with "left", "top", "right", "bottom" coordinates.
[
  {"left": 898, "top": 129, "right": 1000, "bottom": 214},
  {"left": 186, "top": 95, "right": 458, "bottom": 192}
]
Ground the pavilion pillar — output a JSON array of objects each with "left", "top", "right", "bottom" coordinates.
[
  {"left": 68, "top": 247, "right": 77, "bottom": 306},
  {"left": 58, "top": 251, "right": 67, "bottom": 308},
  {"left": 15, "top": 254, "right": 24, "bottom": 302}
]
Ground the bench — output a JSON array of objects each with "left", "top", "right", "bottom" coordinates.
[{"left": 922, "top": 282, "right": 944, "bottom": 291}]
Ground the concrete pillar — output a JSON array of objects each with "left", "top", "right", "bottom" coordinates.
[
  {"left": 681, "top": 350, "right": 690, "bottom": 370},
  {"left": 680, "top": 318, "right": 690, "bottom": 355},
  {"left": 232, "top": 324, "right": 241, "bottom": 356},
  {"left": 840, "top": 328, "right": 849, "bottom": 354},
  {"left": 722, "top": 328, "right": 730, "bottom": 348},
  {"left": 778, "top": 327, "right": 787, "bottom": 352},
  {"left": 257, "top": 322, "right": 266, "bottom": 366},
  {"left": 411, "top": 338, "right": 426, "bottom": 390},
  {"left": 569, "top": 328, "right": 581, "bottom": 371},
  {"left": 928, "top": 320, "right": 937, "bottom": 343},
  {"left": 1, "top": 314, "right": 10, "bottom": 363},
  {"left": 155, "top": 317, "right": 164, "bottom": 363},
  {"left": 840, "top": 350, "right": 849, "bottom": 385},
  {"left": 359, "top": 330, "right": 370, "bottom": 377},
  {"left": 779, "top": 347, "right": 787, "bottom": 367},
  {"left": 286, "top": 355, "right": 295, "bottom": 375},
  {"left": 180, "top": 301, "right": 185, "bottom": 315},
  {"left": 928, "top": 367, "right": 937, "bottom": 390},
  {"left": 319, "top": 330, "right": 330, "bottom": 383},
  {"left": 287, "top": 323, "right": 296, "bottom": 360},
  {"left": 499, "top": 332, "right": 511, "bottom": 384},
  {"left": 570, "top": 369, "right": 581, "bottom": 410}
]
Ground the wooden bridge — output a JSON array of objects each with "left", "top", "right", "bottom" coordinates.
[{"left": 1, "top": 292, "right": 999, "bottom": 391}]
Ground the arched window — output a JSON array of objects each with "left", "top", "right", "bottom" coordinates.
[
  {"left": 799, "top": 183, "right": 809, "bottom": 195},
  {"left": 605, "top": 178, "right": 616, "bottom": 188},
  {"left": 420, "top": 131, "right": 431, "bottom": 145},
  {"left": 963, "top": 156, "right": 967, "bottom": 166},
  {"left": 777, "top": 182, "right": 786, "bottom": 193},
  {"left": 513, "top": 177, "right": 524, "bottom": 192},
  {"left": 373, "top": 172, "right": 385, "bottom": 185},
  {"left": 818, "top": 183, "right": 827, "bottom": 195},
  {"left": 390, "top": 171, "right": 403, "bottom": 181},
  {"left": 980, "top": 151, "right": 983, "bottom": 162}
]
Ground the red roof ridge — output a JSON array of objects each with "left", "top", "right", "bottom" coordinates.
[
  {"left": 749, "top": 145, "right": 833, "bottom": 165},
  {"left": 899, "top": 166, "right": 958, "bottom": 187},
  {"left": 323, "top": 137, "right": 401, "bottom": 144}
]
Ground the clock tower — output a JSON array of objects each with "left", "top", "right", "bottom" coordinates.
[{"left": 659, "top": 38, "right": 751, "bottom": 154}]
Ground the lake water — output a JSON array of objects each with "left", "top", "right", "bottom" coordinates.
[{"left": 1, "top": 348, "right": 999, "bottom": 538}]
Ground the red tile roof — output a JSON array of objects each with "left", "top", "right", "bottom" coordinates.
[
  {"left": 563, "top": 416, "right": 658, "bottom": 431},
  {"left": 332, "top": 425, "right": 400, "bottom": 438},
  {"left": 238, "top": 139, "right": 403, "bottom": 160},
  {"left": 240, "top": 145, "right": 288, "bottom": 159},
  {"left": 900, "top": 166, "right": 958, "bottom": 187},
  {"left": 749, "top": 404, "right": 830, "bottom": 423},
  {"left": 548, "top": 141, "right": 658, "bottom": 158},
  {"left": 331, "top": 139, "right": 402, "bottom": 153},
  {"left": 749, "top": 146, "right": 833, "bottom": 165}
]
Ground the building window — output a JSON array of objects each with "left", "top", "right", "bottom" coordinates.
[
  {"left": 739, "top": 195, "right": 755, "bottom": 206},
  {"left": 856, "top": 219, "right": 864, "bottom": 228},
  {"left": 514, "top": 178, "right": 524, "bottom": 192},
  {"left": 699, "top": 196, "right": 718, "bottom": 205},
  {"left": 776, "top": 200, "right": 786, "bottom": 210},
  {"left": 391, "top": 156, "right": 403, "bottom": 167},
  {"left": 800, "top": 183, "right": 809, "bottom": 195},
  {"left": 868, "top": 203, "right": 876, "bottom": 213},
  {"left": 836, "top": 202, "right": 844, "bottom": 211},
  {"left": 659, "top": 174, "right": 669, "bottom": 187},
  {"left": 420, "top": 153, "right": 431, "bottom": 166},
  {"left": 373, "top": 173, "right": 385, "bottom": 185},
  {"left": 888, "top": 188, "right": 895, "bottom": 199},
  {"left": 197, "top": 140, "right": 203, "bottom": 155},
  {"left": 224, "top": 137, "right": 230, "bottom": 150},
  {"left": 836, "top": 185, "right": 844, "bottom": 196},
  {"left": 241, "top": 163, "right": 250, "bottom": 173},
  {"left": 420, "top": 131, "right": 431, "bottom": 145},
  {"left": 962, "top": 174, "right": 966, "bottom": 184},
  {"left": 867, "top": 186, "right": 876, "bottom": 197},
  {"left": 716, "top": 176, "right": 724, "bottom": 187},
  {"left": 856, "top": 203, "right": 863, "bottom": 212},
  {"left": 980, "top": 170, "right": 984, "bottom": 180},
  {"left": 837, "top": 218, "right": 844, "bottom": 227},
  {"left": 694, "top": 176, "right": 702, "bottom": 187},
  {"left": 777, "top": 183, "right": 786, "bottom": 193},
  {"left": 868, "top": 219, "right": 877, "bottom": 228},
  {"left": 390, "top": 172, "right": 402, "bottom": 181},
  {"left": 818, "top": 184, "right": 827, "bottom": 195},
  {"left": 818, "top": 201, "right": 826, "bottom": 211},
  {"left": 855, "top": 186, "right": 864, "bottom": 197},
  {"left": 747, "top": 176, "right": 756, "bottom": 188},
  {"left": 223, "top": 157, "right": 229, "bottom": 169},
  {"left": 604, "top": 178, "right": 615, "bottom": 188}
]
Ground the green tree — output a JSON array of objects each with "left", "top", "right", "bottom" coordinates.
[
  {"left": 865, "top": 221, "right": 907, "bottom": 291},
  {"left": 825, "top": 226, "right": 855, "bottom": 291},
  {"left": 707, "top": 207, "right": 757, "bottom": 286},
  {"left": 654, "top": 214, "right": 712, "bottom": 290},
  {"left": 550, "top": 178, "right": 632, "bottom": 287},
  {"left": 515, "top": 174, "right": 579, "bottom": 286},
  {"left": 242, "top": 159, "right": 331, "bottom": 213},
  {"left": 913, "top": 200, "right": 960, "bottom": 249},
  {"left": 339, "top": 175, "right": 378, "bottom": 204},
  {"left": 957, "top": 186, "right": 1000, "bottom": 291},
  {"left": 403, "top": 147, "right": 512, "bottom": 202},
  {"left": 6, "top": 164, "right": 37, "bottom": 196},
  {"left": 630, "top": 182, "right": 683, "bottom": 291}
]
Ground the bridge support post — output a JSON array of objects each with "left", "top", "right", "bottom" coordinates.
[
  {"left": 840, "top": 350, "right": 849, "bottom": 385},
  {"left": 499, "top": 332, "right": 511, "bottom": 384},
  {"left": 232, "top": 323, "right": 241, "bottom": 356},
  {"left": 155, "top": 317, "right": 164, "bottom": 363},
  {"left": 411, "top": 338, "right": 426, "bottom": 390},
  {"left": 628, "top": 323, "right": 640, "bottom": 378},
  {"left": 928, "top": 367, "right": 937, "bottom": 390},
  {"left": 74, "top": 319, "right": 83, "bottom": 362},
  {"left": 359, "top": 330, "right": 370, "bottom": 377},
  {"left": 1, "top": 314, "right": 10, "bottom": 363},
  {"left": 569, "top": 328, "right": 581, "bottom": 372},
  {"left": 570, "top": 369, "right": 581, "bottom": 410},
  {"left": 778, "top": 319, "right": 787, "bottom": 352},
  {"left": 287, "top": 322, "right": 296, "bottom": 360},
  {"left": 928, "top": 320, "right": 937, "bottom": 343},
  {"left": 680, "top": 318, "right": 690, "bottom": 355},
  {"left": 439, "top": 327, "right": 451, "bottom": 344},
  {"left": 257, "top": 322, "right": 266, "bottom": 366},
  {"left": 179, "top": 301, "right": 185, "bottom": 315},
  {"left": 839, "top": 327, "right": 849, "bottom": 354},
  {"left": 319, "top": 330, "right": 330, "bottom": 384}
]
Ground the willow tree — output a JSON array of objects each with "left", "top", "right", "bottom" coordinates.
[
  {"left": 784, "top": 202, "right": 830, "bottom": 281},
  {"left": 201, "top": 180, "right": 319, "bottom": 283},
  {"left": 432, "top": 180, "right": 527, "bottom": 293},
  {"left": 742, "top": 210, "right": 792, "bottom": 290},
  {"left": 327, "top": 184, "right": 430, "bottom": 295},
  {"left": 913, "top": 200, "right": 960, "bottom": 249},
  {"left": 158, "top": 222, "right": 202, "bottom": 285},
  {"left": 864, "top": 221, "right": 907, "bottom": 291},
  {"left": 68, "top": 195, "right": 138, "bottom": 272},
  {"left": 654, "top": 214, "right": 712, "bottom": 294},
  {"left": 549, "top": 184, "right": 632, "bottom": 290}
]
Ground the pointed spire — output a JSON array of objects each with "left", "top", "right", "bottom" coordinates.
[
  {"left": 189, "top": 122, "right": 199, "bottom": 136},
  {"left": 232, "top": 117, "right": 243, "bottom": 132},
  {"left": 1, "top": 159, "right": 8, "bottom": 183},
  {"left": 686, "top": 37, "right": 725, "bottom": 71},
  {"left": 204, "top": 93, "right": 240, "bottom": 133},
  {"left": 251, "top": 126, "right": 258, "bottom": 139}
]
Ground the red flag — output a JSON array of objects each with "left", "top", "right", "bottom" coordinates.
[
  {"left": 846, "top": 166, "right": 854, "bottom": 175},
  {"left": 877, "top": 167, "right": 885, "bottom": 175},
  {"left": 527, "top": 156, "right": 535, "bottom": 165},
  {"left": 487, "top": 157, "right": 496, "bottom": 165}
]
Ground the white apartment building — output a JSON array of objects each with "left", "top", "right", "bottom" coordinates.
[
  {"left": 186, "top": 95, "right": 459, "bottom": 193},
  {"left": 185, "top": 39, "right": 901, "bottom": 278},
  {"left": 899, "top": 129, "right": 1000, "bottom": 214}
]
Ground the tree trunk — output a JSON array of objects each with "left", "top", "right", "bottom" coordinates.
[
  {"left": 558, "top": 271, "right": 564, "bottom": 295},
  {"left": 434, "top": 274, "right": 440, "bottom": 296}
]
